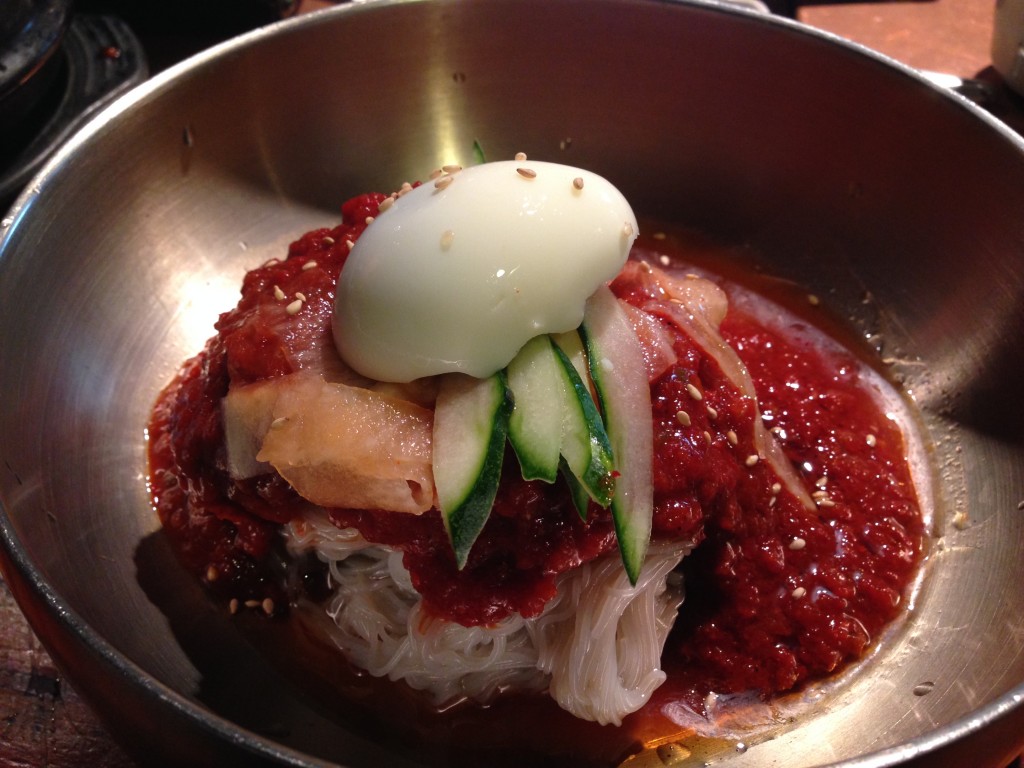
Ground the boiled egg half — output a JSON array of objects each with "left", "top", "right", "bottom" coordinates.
[{"left": 333, "top": 159, "right": 638, "bottom": 382}]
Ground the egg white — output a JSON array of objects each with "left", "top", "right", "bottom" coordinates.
[{"left": 333, "top": 160, "right": 638, "bottom": 382}]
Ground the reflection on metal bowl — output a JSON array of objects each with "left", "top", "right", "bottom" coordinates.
[{"left": 1, "top": 0, "right": 1023, "bottom": 766}]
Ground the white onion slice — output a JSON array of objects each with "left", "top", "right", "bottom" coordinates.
[{"left": 642, "top": 268, "right": 815, "bottom": 512}]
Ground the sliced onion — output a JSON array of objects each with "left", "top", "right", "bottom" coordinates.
[{"left": 644, "top": 268, "right": 815, "bottom": 513}]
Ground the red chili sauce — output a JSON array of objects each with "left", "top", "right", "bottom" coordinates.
[{"left": 147, "top": 193, "right": 925, "bottom": 744}]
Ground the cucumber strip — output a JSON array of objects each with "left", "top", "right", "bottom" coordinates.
[
  {"left": 551, "top": 330, "right": 592, "bottom": 398},
  {"left": 551, "top": 336, "right": 615, "bottom": 509},
  {"left": 506, "top": 335, "right": 563, "bottom": 483},
  {"left": 433, "top": 371, "right": 511, "bottom": 568},
  {"left": 472, "top": 139, "right": 487, "bottom": 165},
  {"left": 560, "top": 459, "right": 592, "bottom": 519},
  {"left": 581, "top": 286, "right": 654, "bottom": 585}
]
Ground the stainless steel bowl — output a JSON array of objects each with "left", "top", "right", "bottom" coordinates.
[{"left": 2, "top": 1, "right": 1023, "bottom": 766}]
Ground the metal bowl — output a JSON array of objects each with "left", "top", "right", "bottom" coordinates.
[{"left": 1, "top": 1, "right": 1023, "bottom": 766}]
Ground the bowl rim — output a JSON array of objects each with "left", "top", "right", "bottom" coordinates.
[{"left": 1, "top": 0, "right": 1023, "bottom": 766}]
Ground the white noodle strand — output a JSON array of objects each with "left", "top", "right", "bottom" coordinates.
[{"left": 284, "top": 510, "right": 690, "bottom": 723}]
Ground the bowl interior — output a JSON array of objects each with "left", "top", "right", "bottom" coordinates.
[{"left": 2, "top": 1, "right": 1024, "bottom": 766}]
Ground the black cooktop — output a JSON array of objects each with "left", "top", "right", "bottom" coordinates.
[{"left": 0, "top": 0, "right": 297, "bottom": 208}]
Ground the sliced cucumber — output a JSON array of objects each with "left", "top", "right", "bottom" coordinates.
[
  {"left": 551, "top": 334, "right": 615, "bottom": 510},
  {"left": 551, "top": 330, "right": 591, "bottom": 398},
  {"left": 560, "top": 459, "right": 593, "bottom": 519},
  {"left": 506, "top": 335, "right": 563, "bottom": 483},
  {"left": 581, "top": 286, "right": 654, "bottom": 585},
  {"left": 432, "top": 371, "right": 511, "bottom": 568}
]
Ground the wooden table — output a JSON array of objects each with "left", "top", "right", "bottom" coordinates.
[
  {"left": 798, "top": 0, "right": 1024, "bottom": 135},
  {"left": 2, "top": 0, "right": 1022, "bottom": 765}
]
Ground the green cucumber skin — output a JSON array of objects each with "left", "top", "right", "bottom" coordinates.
[
  {"left": 436, "top": 372, "right": 512, "bottom": 569},
  {"left": 507, "top": 335, "right": 562, "bottom": 483},
  {"left": 551, "top": 341, "right": 615, "bottom": 508},
  {"left": 447, "top": 407, "right": 508, "bottom": 568},
  {"left": 551, "top": 330, "right": 589, "bottom": 389},
  {"left": 560, "top": 459, "right": 593, "bottom": 520}
]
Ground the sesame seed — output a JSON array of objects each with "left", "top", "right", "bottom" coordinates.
[
  {"left": 295, "top": 292, "right": 306, "bottom": 302},
  {"left": 808, "top": 294, "right": 820, "bottom": 306},
  {"left": 262, "top": 598, "right": 275, "bottom": 616},
  {"left": 322, "top": 236, "right": 335, "bottom": 245},
  {"left": 573, "top": 177, "right": 584, "bottom": 191},
  {"left": 792, "top": 587, "right": 807, "bottom": 599},
  {"left": 653, "top": 232, "right": 667, "bottom": 241},
  {"left": 866, "top": 433, "right": 877, "bottom": 447},
  {"left": 270, "top": 417, "right": 288, "bottom": 430},
  {"left": 622, "top": 222, "right": 634, "bottom": 238},
  {"left": 440, "top": 230, "right": 455, "bottom": 249},
  {"left": 229, "top": 598, "right": 239, "bottom": 614},
  {"left": 378, "top": 196, "right": 395, "bottom": 212},
  {"left": 429, "top": 168, "right": 443, "bottom": 180},
  {"left": 515, "top": 151, "right": 527, "bottom": 161},
  {"left": 812, "top": 490, "right": 829, "bottom": 499},
  {"left": 703, "top": 431, "right": 712, "bottom": 445},
  {"left": 769, "top": 496, "right": 777, "bottom": 508},
  {"left": 788, "top": 537, "right": 806, "bottom": 551},
  {"left": 365, "top": 216, "right": 375, "bottom": 225},
  {"left": 815, "top": 476, "right": 828, "bottom": 488},
  {"left": 817, "top": 498, "right": 836, "bottom": 508},
  {"left": 726, "top": 430, "right": 738, "bottom": 445},
  {"left": 442, "top": 164, "right": 463, "bottom": 174},
  {"left": 686, "top": 382, "right": 703, "bottom": 401},
  {"left": 638, "top": 260, "right": 653, "bottom": 273},
  {"left": 244, "top": 599, "right": 260, "bottom": 608},
  {"left": 745, "top": 454, "right": 760, "bottom": 467},
  {"left": 659, "top": 254, "right": 671, "bottom": 266},
  {"left": 771, "top": 482, "right": 782, "bottom": 494},
  {"left": 706, "top": 405, "right": 718, "bottom": 420},
  {"left": 676, "top": 410, "right": 691, "bottom": 427},
  {"left": 434, "top": 175, "right": 454, "bottom": 190},
  {"left": 346, "top": 240, "right": 355, "bottom": 251},
  {"left": 206, "top": 566, "right": 218, "bottom": 582},
  {"left": 273, "top": 285, "right": 286, "bottom": 301},
  {"left": 286, "top": 299, "right": 303, "bottom": 315},
  {"left": 516, "top": 167, "right": 537, "bottom": 179},
  {"left": 302, "top": 260, "right": 318, "bottom": 270}
]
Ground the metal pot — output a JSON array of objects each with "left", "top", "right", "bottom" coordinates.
[{"left": 1, "top": 1, "right": 1023, "bottom": 766}]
